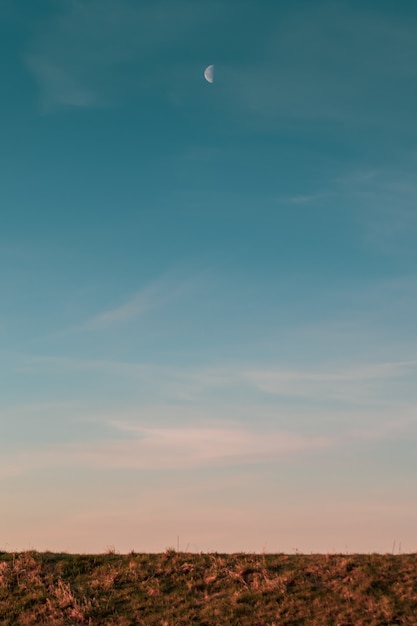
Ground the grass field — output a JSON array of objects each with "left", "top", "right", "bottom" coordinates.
[{"left": 0, "top": 550, "right": 416, "bottom": 624}]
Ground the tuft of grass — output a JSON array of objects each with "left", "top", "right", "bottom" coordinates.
[{"left": 0, "top": 551, "right": 416, "bottom": 624}]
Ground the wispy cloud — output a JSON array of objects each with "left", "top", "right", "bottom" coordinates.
[
  {"left": 88, "top": 277, "right": 190, "bottom": 336},
  {"left": 278, "top": 164, "right": 417, "bottom": 258},
  {"left": 2, "top": 402, "right": 416, "bottom": 479},
  {"left": 341, "top": 167, "right": 417, "bottom": 256},
  {"left": 26, "top": 55, "right": 97, "bottom": 109},
  {"left": 242, "top": 361, "right": 417, "bottom": 405},
  {"left": 79, "top": 278, "right": 182, "bottom": 330},
  {"left": 0, "top": 423, "right": 333, "bottom": 478},
  {"left": 285, "top": 193, "right": 330, "bottom": 205},
  {"left": 32, "top": 272, "right": 190, "bottom": 342},
  {"left": 25, "top": 0, "right": 222, "bottom": 110},
  {"left": 220, "top": 4, "right": 417, "bottom": 129},
  {"left": 17, "top": 346, "right": 417, "bottom": 410}
]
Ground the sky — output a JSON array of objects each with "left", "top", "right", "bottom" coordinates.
[{"left": 1, "top": 0, "right": 417, "bottom": 554}]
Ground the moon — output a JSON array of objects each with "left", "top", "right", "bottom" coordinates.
[{"left": 204, "top": 65, "right": 214, "bottom": 83}]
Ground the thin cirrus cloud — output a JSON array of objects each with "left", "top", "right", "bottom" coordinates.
[
  {"left": 243, "top": 361, "right": 417, "bottom": 399},
  {"left": 17, "top": 351, "right": 417, "bottom": 409},
  {"left": 189, "top": 360, "right": 417, "bottom": 409},
  {"left": 79, "top": 273, "right": 191, "bottom": 330},
  {"left": 2, "top": 403, "right": 415, "bottom": 480},
  {"left": 0, "top": 423, "right": 334, "bottom": 479},
  {"left": 24, "top": 0, "right": 223, "bottom": 110},
  {"left": 25, "top": 56, "right": 97, "bottom": 109},
  {"left": 322, "top": 164, "right": 417, "bottom": 258},
  {"left": 272, "top": 164, "right": 417, "bottom": 259},
  {"left": 220, "top": 4, "right": 417, "bottom": 128},
  {"left": 80, "top": 284, "right": 165, "bottom": 330},
  {"left": 33, "top": 273, "right": 189, "bottom": 342}
]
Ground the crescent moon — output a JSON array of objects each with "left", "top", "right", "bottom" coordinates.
[{"left": 204, "top": 65, "right": 214, "bottom": 83}]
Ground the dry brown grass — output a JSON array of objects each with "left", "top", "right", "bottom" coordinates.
[{"left": 0, "top": 550, "right": 416, "bottom": 624}]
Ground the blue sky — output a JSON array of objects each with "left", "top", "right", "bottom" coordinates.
[{"left": 1, "top": 0, "right": 417, "bottom": 553}]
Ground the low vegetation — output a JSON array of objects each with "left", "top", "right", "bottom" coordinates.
[{"left": 0, "top": 550, "right": 416, "bottom": 624}]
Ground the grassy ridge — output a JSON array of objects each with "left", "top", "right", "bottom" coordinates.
[{"left": 0, "top": 550, "right": 416, "bottom": 624}]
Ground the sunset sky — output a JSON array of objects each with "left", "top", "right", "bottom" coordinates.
[{"left": 1, "top": 0, "right": 417, "bottom": 553}]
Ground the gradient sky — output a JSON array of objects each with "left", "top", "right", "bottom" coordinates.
[{"left": 1, "top": 0, "right": 417, "bottom": 554}]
